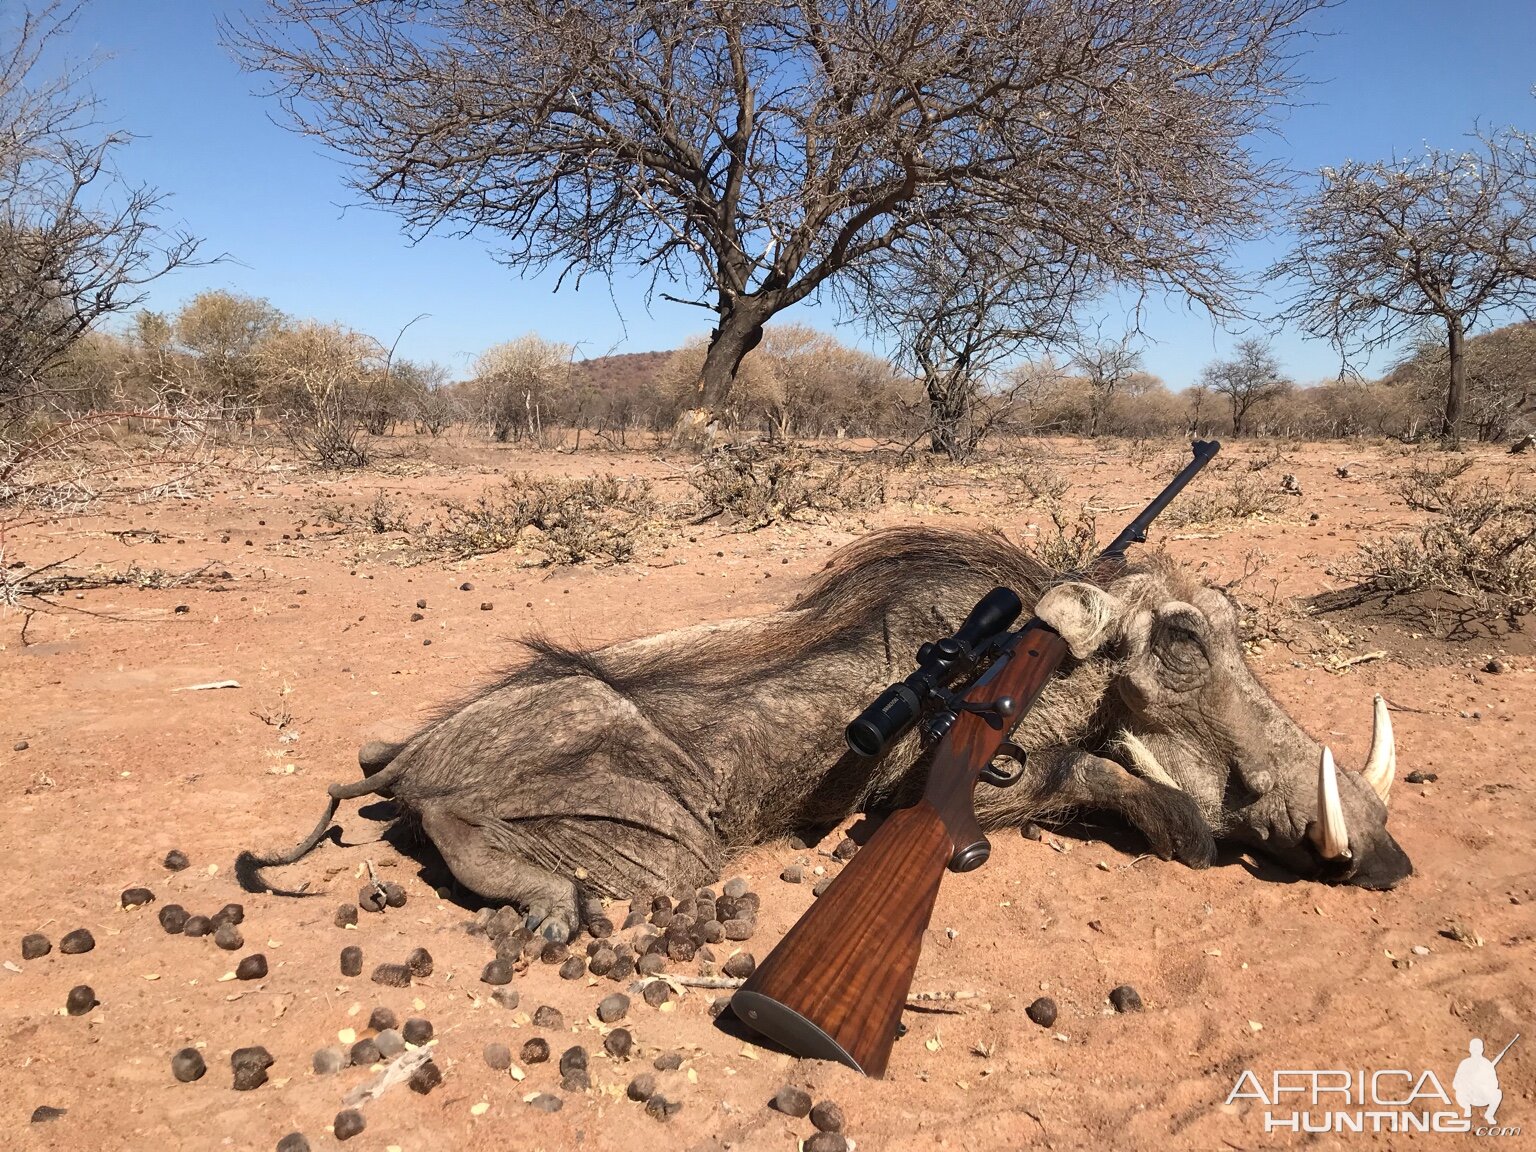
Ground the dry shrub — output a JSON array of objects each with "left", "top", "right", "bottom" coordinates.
[
  {"left": 1393, "top": 455, "right": 1475, "bottom": 512},
  {"left": 431, "top": 473, "right": 654, "bottom": 564},
  {"left": 687, "top": 444, "right": 885, "bottom": 529},
  {"left": 1027, "top": 501, "right": 1099, "bottom": 572},
  {"left": 1163, "top": 472, "right": 1282, "bottom": 526},
  {"left": 1350, "top": 478, "right": 1536, "bottom": 617}
]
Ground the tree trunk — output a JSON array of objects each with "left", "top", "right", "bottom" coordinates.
[
  {"left": 1230, "top": 394, "right": 1243, "bottom": 437},
  {"left": 927, "top": 377, "right": 967, "bottom": 459},
  {"left": 1442, "top": 317, "right": 1466, "bottom": 448},
  {"left": 673, "top": 307, "right": 767, "bottom": 447}
]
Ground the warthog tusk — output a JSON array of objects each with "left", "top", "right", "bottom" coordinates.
[
  {"left": 1313, "top": 745, "right": 1352, "bottom": 860},
  {"left": 1115, "top": 730, "right": 1182, "bottom": 791},
  {"left": 1362, "top": 694, "right": 1395, "bottom": 806}
]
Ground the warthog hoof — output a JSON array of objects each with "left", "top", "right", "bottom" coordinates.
[{"left": 1131, "top": 784, "right": 1217, "bottom": 868}]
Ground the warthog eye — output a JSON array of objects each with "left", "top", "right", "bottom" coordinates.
[{"left": 1151, "top": 610, "right": 1210, "bottom": 690}]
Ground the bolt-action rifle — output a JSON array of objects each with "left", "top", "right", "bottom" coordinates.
[{"left": 732, "top": 441, "right": 1221, "bottom": 1076}]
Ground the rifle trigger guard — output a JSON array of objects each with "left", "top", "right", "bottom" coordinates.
[{"left": 979, "top": 742, "right": 1028, "bottom": 788}]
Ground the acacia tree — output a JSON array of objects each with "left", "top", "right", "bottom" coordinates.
[
  {"left": 1273, "top": 132, "right": 1536, "bottom": 447},
  {"left": 1, "top": 1, "right": 199, "bottom": 427},
  {"left": 1069, "top": 331, "right": 1145, "bottom": 438},
  {"left": 1199, "top": 337, "right": 1287, "bottom": 436},
  {"left": 231, "top": 0, "right": 1319, "bottom": 425}
]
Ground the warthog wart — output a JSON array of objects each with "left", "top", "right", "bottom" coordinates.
[{"left": 238, "top": 527, "right": 1411, "bottom": 940}]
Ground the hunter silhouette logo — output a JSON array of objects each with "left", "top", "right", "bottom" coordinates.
[
  {"left": 1226, "top": 1032, "right": 1522, "bottom": 1136},
  {"left": 1455, "top": 1035, "right": 1518, "bottom": 1124}
]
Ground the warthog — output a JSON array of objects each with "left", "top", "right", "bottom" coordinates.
[{"left": 240, "top": 527, "right": 1411, "bottom": 939}]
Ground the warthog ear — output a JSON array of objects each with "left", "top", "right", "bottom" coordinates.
[{"left": 1036, "top": 582, "right": 1124, "bottom": 659}]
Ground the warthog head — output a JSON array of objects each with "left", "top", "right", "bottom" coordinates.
[{"left": 1038, "top": 569, "right": 1412, "bottom": 889}]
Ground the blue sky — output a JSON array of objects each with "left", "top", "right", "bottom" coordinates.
[{"left": 25, "top": 0, "right": 1536, "bottom": 386}]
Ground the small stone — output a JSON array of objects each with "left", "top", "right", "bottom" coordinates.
[
  {"left": 622, "top": 909, "right": 648, "bottom": 929},
  {"left": 1485, "top": 658, "right": 1507, "bottom": 674},
  {"left": 531, "top": 1004, "right": 564, "bottom": 1029},
  {"left": 349, "top": 1038, "right": 381, "bottom": 1067},
  {"left": 374, "top": 1029, "right": 405, "bottom": 1057},
  {"left": 735, "top": 891, "right": 761, "bottom": 913},
  {"left": 780, "top": 866, "right": 803, "bottom": 884},
  {"left": 402, "top": 1017, "right": 434, "bottom": 1045},
  {"left": 772, "top": 1084, "right": 813, "bottom": 1118},
  {"left": 805, "top": 1134, "right": 849, "bottom": 1152},
  {"left": 213, "top": 903, "right": 245, "bottom": 927},
  {"left": 810, "top": 1100, "right": 846, "bottom": 1133},
  {"left": 812, "top": 879, "right": 832, "bottom": 897},
  {"left": 231, "top": 1046, "right": 273, "bottom": 1090},
  {"left": 588, "top": 916, "right": 614, "bottom": 939},
  {"left": 406, "top": 947, "right": 433, "bottom": 977},
  {"left": 408, "top": 1060, "right": 442, "bottom": 1095},
  {"left": 480, "top": 602, "right": 493, "bottom": 611},
  {"left": 700, "top": 919, "right": 725, "bottom": 942},
  {"left": 642, "top": 981, "right": 671, "bottom": 1008},
  {"left": 596, "top": 992, "right": 631, "bottom": 1023},
  {"left": 121, "top": 887, "right": 155, "bottom": 909},
  {"left": 183, "top": 915, "right": 212, "bottom": 938},
  {"left": 722, "top": 952, "right": 756, "bottom": 979},
  {"left": 158, "top": 905, "right": 188, "bottom": 934},
  {"left": 541, "top": 941, "right": 570, "bottom": 965},
  {"left": 527, "top": 1093, "right": 563, "bottom": 1112},
  {"left": 1108, "top": 984, "right": 1143, "bottom": 1013},
  {"left": 1026, "top": 996, "right": 1058, "bottom": 1028},
  {"left": 358, "top": 885, "right": 386, "bottom": 913},
  {"left": 1411, "top": 944, "right": 1431, "bottom": 957},
  {"left": 722, "top": 877, "right": 748, "bottom": 899},
  {"left": 459, "top": 582, "right": 474, "bottom": 592},
  {"left": 645, "top": 1094, "right": 680, "bottom": 1120},
  {"left": 650, "top": 907, "right": 674, "bottom": 929},
  {"left": 410, "top": 611, "right": 424, "bottom": 622},
  {"left": 31, "top": 1106, "right": 66, "bottom": 1123},
  {"left": 311, "top": 1047, "right": 346, "bottom": 1075},
  {"left": 59, "top": 928, "right": 95, "bottom": 954},
  {"left": 559, "top": 1046, "right": 589, "bottom": 1078},
  {"left": 665, "top": 934, "right": 697, "bottom": 963},
  {"left": 588, "top": 947, "right": 618, "bottom": 976},
  {"left": 559, "top": 955, "right": 586, "bottom": 980},
  {"left": 652, "top": 1051, "right": 682, "bottom": 1071},
  {"left": 521, "top": 1037, "right": 551, "bottom": 1064},
  {"left": 171, "top": 1047, "right": 206, "bottom": 1082},
  {"left": 722, "top": 918, "right": 755, "bottom": 941},
  {"left": 334, "top": 904, "right": 359, "bottom": 927},
  {"left": 214, "top": 922, "right": 244, "bottom": 951},
  {"left": 382, "top": 882, "right": 407, "bottom": 908},
  {"left": 276, "top": 1133, "right": 310, "bottom": 1152},
  {"left": 371, "top": 963, "right": 412, "bottom": 987},
  {"left": 708, "top": 995, "right": 731, "bottom": 1017},
  {"left": 1405, "top": 770, "right": 1437, "bottom": 784},
  {"left": 368, "top": 1006, "right": 398, "bottom": 1032},
  {"left": 416, "top": 598, "right": 428, "bottom": 609},
  {"left": 484, "top": 1042, "right": 512, "bottom": 1071},
  {"left": 604, "top": 1028, "right": 633, "bottom": 1060},
  {"left": 333, "top": 1108, "right": 366, "bottom": 1140},
  {"left": 21, "top": 933, "right": 50, "bottom": 960},
  {"left": 608, "top": 954, "right": 635, "bottom": 982},
  {"left": 491, "top": 988, "right": 520, "bottom": 1011},
  {"left": 340, "top": 946, "right": 363, "bottom": 977},
  {"left": 522, "top": 935, "right": 548, "bottom": 962},
  {"left": 66, "top": 984, "right": 96, "bottom": 1015},
  {"left": 163, "top": 848, "right": 189, "bottom": 870},
  {"left": 236, "top": 954, "right": 268, "bottom": 980},
  {"left": 637, "top": 952, "right": 666, "bottom": 977},
  {"left": 481, "top": 957, "right": 514, "bottom": 985},
  {"left": 627, "top": 1072, "right": 657, "bottom": 1101}
]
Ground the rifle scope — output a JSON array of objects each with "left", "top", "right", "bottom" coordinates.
[{"left": 844, "top": 586, "right": 1022, "bottom": 759}]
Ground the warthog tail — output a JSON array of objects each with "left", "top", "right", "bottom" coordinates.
[{"left": 235, "top": 760, "right": 408, "bottom": 895}]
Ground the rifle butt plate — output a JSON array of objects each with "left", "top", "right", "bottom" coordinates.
[{"left": 729, "top": 989, "right": 866, "bottom": 1074}]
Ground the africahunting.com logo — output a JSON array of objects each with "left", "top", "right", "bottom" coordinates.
[{"left": 1226, "top": 1033, "right": 1521, "bottom": 1136}]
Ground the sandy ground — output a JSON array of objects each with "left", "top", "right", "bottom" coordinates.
[{"left": 2, "top": 434, "right": 1532, "bottom": 1152}]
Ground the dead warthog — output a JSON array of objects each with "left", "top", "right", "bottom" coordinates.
[{"left": 239, "top": 527, "right": 1411, "bottom": 939}]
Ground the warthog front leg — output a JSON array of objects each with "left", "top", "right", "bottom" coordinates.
[{"left": 1030, "top": 747, "right": 1217, "bottom": 867}]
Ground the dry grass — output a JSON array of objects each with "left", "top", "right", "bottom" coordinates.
[
  {"left": 1026, "top": 501, "right": 1100, "bottom": 572},
  {"left": 1162, "top": 472, "right": 1283, "bottom": 527}
]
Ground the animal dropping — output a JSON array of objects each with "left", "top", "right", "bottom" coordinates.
[
  {"left": 339, "top": 946, "right": 363, "bottom": 977},
  {"left": 120, "top": 887, "right": 155, "bottom": 909},
  {"left": 59, "top": 928, "right": 95, "bottom": 954},
  {"left": 21, "top": 933, "right": 50, "bottom": 960}
]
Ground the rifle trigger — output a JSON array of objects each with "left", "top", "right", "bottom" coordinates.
[{"left": 980, "top": 742, "right": 1028, "bottom": 787}]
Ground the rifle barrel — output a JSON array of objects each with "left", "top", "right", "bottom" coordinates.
[{"left": 1098, "top": 439, "right": 1221, "bottom": 564}]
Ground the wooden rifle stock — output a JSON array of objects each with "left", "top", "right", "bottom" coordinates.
[{"left": 733, "top": 623, "right": 1070, "bottom": 1077}]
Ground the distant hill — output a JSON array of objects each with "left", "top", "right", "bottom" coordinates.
[{"left": 569, "top": 350, "right": 673, "bottom": 395}]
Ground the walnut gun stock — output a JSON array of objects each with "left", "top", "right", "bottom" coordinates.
[{"left": 732, "top": 440, "right": 1220, "bottom": 1077}]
